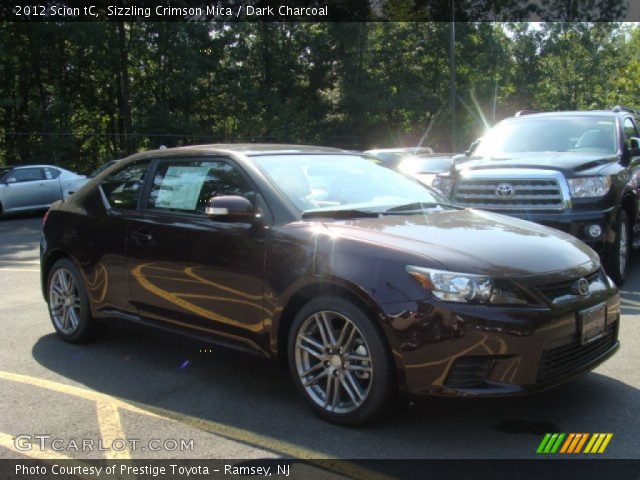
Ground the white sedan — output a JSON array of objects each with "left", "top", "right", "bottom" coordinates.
[{"left": 0, "top": 165, "right": 86, "bottom": 216}]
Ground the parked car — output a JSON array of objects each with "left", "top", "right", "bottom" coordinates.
[
  {"left": 432, "top": 107, "right": 640, "bottom": 285},
  {"left": 395, "top": 153, "right": 454, "bottom": 188},
  {"left": 63, "top": 159, "right": 122, "bottom": 198},
  {"left": 0, "top": 165, "right": 85, "bottom": 217},
  {"left": 364, "top": 147, "right": 434, "bottom": 168},
  {"left": 41, "top": 144, "right": 619, "bottom": 425}
]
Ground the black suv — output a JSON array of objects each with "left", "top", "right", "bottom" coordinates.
[{"left": 432, "top": 107, "right": 640, "bottom": 285}]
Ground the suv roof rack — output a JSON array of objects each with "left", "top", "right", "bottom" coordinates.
[
  {"left": 515, "top": 110, "right": 539, "bottom": 117},
  {"left": 612, "top": 105, "right": 638, "bottom": 114}
]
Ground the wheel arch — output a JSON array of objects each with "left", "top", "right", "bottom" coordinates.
[
  {"left": 620, "top": 191, "right": 636, "bottom": 232},
  {"left": 41, "top": 249, "right": 72, "bottom": 301},
  {"left": 273, "top": 278, "right": 389, "bottom": 370}
]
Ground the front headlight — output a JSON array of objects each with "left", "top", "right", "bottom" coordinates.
[
  {"left": 568, "top": 176, "right": 611, "bottom": 198},
  {"left": 405, "top": 266, "right": 527, "bottom": 305},
  {"left": 431, "top": 175, "right": 453, "bottom": 197}
]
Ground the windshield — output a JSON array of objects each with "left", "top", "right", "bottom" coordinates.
[
  {"left": 0, "top": 167, "right": 12, "bottom": 181},
  {"left": 397, "top": 156, "right": 451, "bottom": 173},
  {"left": 89, "top": 160, "right": 118, "bottom": 178},
  {"left": 475, "top": 115, "right": 618, "bottom": 156},
  {"left": 253, "top": 154, "right": 449, "bottom": 214}
]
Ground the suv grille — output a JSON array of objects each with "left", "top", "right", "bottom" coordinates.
[
  {"left": 454, "top": 178, "right": 565, "bottom": 211},
  {"left": 536, "top": 325, "right": 616, "bottom": 384}
]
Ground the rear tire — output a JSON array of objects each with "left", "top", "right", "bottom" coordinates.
[
  {"left": 287, "top": 295, "right": 396, "bottom": 425},
  {"left": 604, "top": 209, "right": 630, "bottom": 286},
  {"left": 47, "top": 258, "right": 98, "bottom": 343}
]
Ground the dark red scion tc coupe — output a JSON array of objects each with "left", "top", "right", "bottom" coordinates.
[{"left": 40, "top": 145, "right": 620, "bottom": 425}]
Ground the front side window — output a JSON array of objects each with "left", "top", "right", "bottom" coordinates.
[
  {"left": 101, "top": 161, "right": 150, "bottom": 210},
  {"left": 10, "top": 168, "right": 44, "bottom": 183},
  {"left": 147, "top": 159, "right": 254, "bottom": 215},
  {"left": 253, "top": 154, "right": 446, "bottom": 213},
  {"left": 475, "top": 116, "right": 618, "bottom": 156},
  {"left": 623, "top": 117, "right": 639, "bottom": 148}
]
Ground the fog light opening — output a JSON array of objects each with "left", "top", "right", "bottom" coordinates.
[
  {"left": 445, "top": 357, "right": 495, "bottom": 388},
  {"left": 585, "top": 224, "right": 603, "bottom": 239}
]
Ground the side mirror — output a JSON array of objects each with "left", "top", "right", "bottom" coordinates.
[
  {"left": 465, "top": 138, "right": 482, "bottom": 157},
  {"left": 205, "top": 195, "right": 258, "bottom": 221},
  {"left": 5, "top": 177, "right": 16, "bottom": 184}
]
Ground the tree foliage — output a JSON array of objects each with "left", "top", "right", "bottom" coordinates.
[{"left": 0, "top": 22, "right": 638, "bottom": 172}]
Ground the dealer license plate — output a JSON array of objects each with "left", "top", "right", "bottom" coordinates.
[{"left": 579, "top": 303, "right": 606, "bottom": 344}]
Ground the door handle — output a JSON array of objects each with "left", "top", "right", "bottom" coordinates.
[
  {"left": 39, "top": 183, "right": 45, "bottom": 187},
  {"left": 131, "top": 229, "right": 153, "bottom": 245}
]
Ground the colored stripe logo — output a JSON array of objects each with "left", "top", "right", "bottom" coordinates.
[{"left": 537, "top": 433, "right": 613, "bottom": 454}]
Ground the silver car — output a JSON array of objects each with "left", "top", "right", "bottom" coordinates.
[{"left": 0, "top": 165, "right": 86, "bottom": 217}]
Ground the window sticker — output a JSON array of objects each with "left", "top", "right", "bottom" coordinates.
[{"left": 155, "top": 165, "right": 209, "bottom": 211}]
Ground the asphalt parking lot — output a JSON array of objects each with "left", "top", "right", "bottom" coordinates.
[{"left": 0, "top": 214, "right": 639, "bottom": 466}]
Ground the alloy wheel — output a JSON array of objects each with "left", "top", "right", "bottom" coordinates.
[
  {"left": 294, "top": 310, "right": 373, "bottom": 414},
  {"left": 49, "top": 268, "right": 81, "bottom": 335}
]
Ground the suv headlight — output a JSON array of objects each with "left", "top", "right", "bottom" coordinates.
[
  {"left": 405, "top": 266, "right": 527, "bottom": 305},
  {"left": 431, "top": 175, "right": 453, "bottom": 197},
  {"left": 568, "top": 176, "right": 611, "bottom": 198}
]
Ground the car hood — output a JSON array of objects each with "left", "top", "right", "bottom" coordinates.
[
  {"left": 322, "top": 208, "right": 599, "bottom": 276},
  {"left": 457, "top": 152, "right": 619, "bottom": 176}
]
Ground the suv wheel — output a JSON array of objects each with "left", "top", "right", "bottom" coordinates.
[
  {"left": 47, "top": 258, "right": 98, "bottom": 343},
  {"left": 605, "top": 209, "right": 630, "bottom": 286},
  {"left": 287, "top": 296, "right": 396, "bottom": 425}
]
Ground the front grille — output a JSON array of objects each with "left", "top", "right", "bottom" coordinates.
[
  {"left": 445, "top": 357, "right": 494, "bottom": 388},
  {"left": 536, "top": 325, "right": 616, "bottom": 384},
  {"left": 538, "top": 270, "right": 600, "bottom": 301},
  {"left": 454, "top": 178, "right": 565, "bottom": 211}
]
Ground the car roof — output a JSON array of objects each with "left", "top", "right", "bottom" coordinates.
[
  {"left": 126, "top": 144, "right": 348, "bottom": 161},
  {"left": 12, "top": 164, "right": 63, "bottom": 169},
  {"left": 511, "top": 110, "right": 620, "bottom": 119}
]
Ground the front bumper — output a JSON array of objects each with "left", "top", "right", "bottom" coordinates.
[
  {"left": 381, "top": 288, "right": 620, "bottom": 397},
  {"left": 495, "top": 207, "right": 617, "bottom": 254}
]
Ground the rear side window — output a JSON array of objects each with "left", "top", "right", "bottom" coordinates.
[
  {"left": 147, "top": 159, "right": 254, "bottom": 215},
  {"left": 10, "top": 168, "right": 44, "bottom": 183},
  {"left": 101, "top": 161, "right": 150, "bottom": 210},
  {"left": 44, "top": 167, "right": 61, "bottom": 179}
]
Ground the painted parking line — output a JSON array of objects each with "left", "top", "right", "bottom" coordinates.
[
  {"left": 0, "top": 432, "right": 74, "bottom": 461},
  {"left": 96, "top": 400, "right": 131, "bottom": 460},
  {"left": 0, "top": 371, "right": 389, "bottom": 480}
]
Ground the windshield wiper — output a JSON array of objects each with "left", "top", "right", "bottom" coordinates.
[
  {"left": 301, "top": 209, "right": 380, "bottom": 219},
  {"left": 383, "top": 202, "right": 460, "bottom": 214}
]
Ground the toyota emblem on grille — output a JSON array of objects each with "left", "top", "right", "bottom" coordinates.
[
  {"left": 572, "top": 278, "right": 590, "bottom": 296},
  {"left": 495, "top": 183, "right": 515, "bottom": 198}
]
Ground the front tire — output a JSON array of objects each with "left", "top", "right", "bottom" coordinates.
[
  {"left": 47, "top": 258, "right": 97, "bottom": 343},
  {"left": 604, "top": 209, "right": 630, "bottom": 286},
  {"left": 287, "top": 295, "right": 396, "bottom": 425}
]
